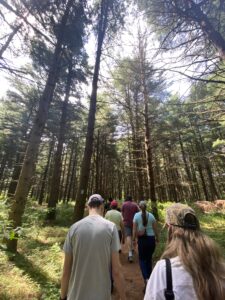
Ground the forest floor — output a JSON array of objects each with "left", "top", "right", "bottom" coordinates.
[
  {"left": 112, "top": 243, "right": 154, "bottom": 300},
  {"left": 0, "top": 200, "right": 224, "bottom": 300}
]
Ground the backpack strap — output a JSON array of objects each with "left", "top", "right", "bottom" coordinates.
[{"left": 164, "top": 258, "right": 175, "bottom": 300}]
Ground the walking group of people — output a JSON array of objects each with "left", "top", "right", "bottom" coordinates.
[
  {"left": 104, "top": 196, "right": 159, "bottom": 293},
  {"left": 60, "top": 194, "right": 225, "bottom": 300}
]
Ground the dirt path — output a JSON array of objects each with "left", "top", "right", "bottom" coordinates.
[{"left": 112, "top": 244, "right": 144, "bottom": 300}]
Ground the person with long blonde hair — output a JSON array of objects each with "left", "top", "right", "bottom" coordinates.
[{"left": 144, "top": 203, "right": 225, "bottom": 300}]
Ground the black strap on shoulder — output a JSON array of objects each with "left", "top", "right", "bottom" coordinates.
[{"left": 164, "top": 258, "right": 175, "bottom": 300}]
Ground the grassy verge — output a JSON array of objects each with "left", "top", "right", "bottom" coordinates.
[
  {"left": 0, "top": 200, "right": 224, "bottom": 299},
  {"left": 153, "top": 202, "right": 225, "bottom": 264},
  {"left": 0, "top": 199, "right": 73, "bottom": 300}
]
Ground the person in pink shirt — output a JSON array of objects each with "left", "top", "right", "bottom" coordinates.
[{"left": 122, "top": 195, "right": 139, "bottom": 262}]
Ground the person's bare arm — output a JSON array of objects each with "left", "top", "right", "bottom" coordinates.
[
  {"left": 152, "top": 221, "right": 159, "bottom": 243},
  {"left": 132, "top": 221, "right": 137, "bottom": 241},
  {"left": 112, "top": 252, "right": 127, "bottom": 300},
  {"left": 60, "top": 253, "right": 73, "bottom": 299},
  {"left": 120, "top": 218, "right": 125, "bottom": 243},
  {"left": 121, "top": 205, "right": 124, "bottom": 218}
]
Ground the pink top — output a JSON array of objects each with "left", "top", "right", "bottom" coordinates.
[{"left": 122, "top": 201, "right": 139, "bottom": 227}]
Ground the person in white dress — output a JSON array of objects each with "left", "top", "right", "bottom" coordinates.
[{"left": 144, "top": 203, "right": 225, "bottom": 300}]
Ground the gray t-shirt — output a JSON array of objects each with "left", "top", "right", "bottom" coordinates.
[{"left": 63, "top": 214, "right": 120, "bottom": 300}]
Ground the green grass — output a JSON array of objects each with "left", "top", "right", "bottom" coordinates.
[
  {"left": 153, "top": 202, "right": 225, "bottom": 264},
  {"left": 0, "top": 199, "right": 73, "bottom": 300},
  {"left": 198, "top": 212, "right": 225, "bottom": 249},
  {"left": 0, "top": 199, "right": 224, "bottom": 299}
]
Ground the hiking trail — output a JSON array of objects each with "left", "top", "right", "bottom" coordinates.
[{"left": 112, "top": 244, "right": 145, "bottom": 300}]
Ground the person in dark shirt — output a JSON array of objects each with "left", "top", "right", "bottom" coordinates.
[
  {"left": 104, "top": 197, "right": 113, "bottom": 215},
  {"left": 121, "top": 195, "right": 139, "bottom": 262}
]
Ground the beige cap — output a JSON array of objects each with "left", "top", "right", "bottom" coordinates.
[{"left": 166, "top": 203, "right": 199, "bottom": 229}]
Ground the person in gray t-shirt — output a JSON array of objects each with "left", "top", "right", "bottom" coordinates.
[{"left": 60, "top": 194, "right": 127, "bottom": 300}]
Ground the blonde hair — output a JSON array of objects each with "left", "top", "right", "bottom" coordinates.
[{"left": 161, "top": 226, "right": 225, "bottom": 300}]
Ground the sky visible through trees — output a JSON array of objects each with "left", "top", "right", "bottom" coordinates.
[{"left": 0, "top": 5, "right": 191, "bottom": 98}]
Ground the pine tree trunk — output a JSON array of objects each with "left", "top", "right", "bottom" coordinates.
[
  {"left": 7, "top": 103, "right": 36, "bottom": 199},
  {"left": 117, "top": 164, "right": 122, "bottom": 200},
  {"left": 0, "top": 170, "right": 7, "bottom": 193},
  {"left": 73, "top": 0, "right": 109, "bottom": 222},
  {"left": 126, "top": 89, "right": 143, "bottom": 200},
  {"left": 185, "top": 0, "right": 225, "bottom": 59},
  {"left": 66, "top": 145, "right": 78, "bottom": 202},
  {"left": 0, "top": 156, "right": 7, "bottom": 183},
  {"left": 7, "top": 152, "right": 24, "bottom": 199},
  {"left": 189, "top": 144, "right": 201, "bottom": 201},
  {"left": 205, "top": 163, "right": 220, "bottom": 200},
  {"left": 101, "top": 136, "right": 107, "bottom": 196},
  {"left": 178, "top": 133, "right": 198, "bottom": 200},
  {"left": 71, "top": 151, "right": 79, "bottom": 201},
  {"left": 6, "top": 0, "right": 74, "bottom": 252},
  {"left": 197, "top": 163, "right": 210, "bottom": 201},
  {"left": 59, "top": 149, "right": 68, "bottom": 201},
  {"left": 168, "top": 151, "right": 179, "bottom": 203},
  {"left": 38, "top": 140, "right": 54, "bottom": 205},
  {"left": 138, "top": 37, "right": 158, "bottom": 218},
  {"left": 196, "top": 127, "right": 219, "bottom": 200},
  {"left": 47, "top": 67, "right": 72, "bottom": 220},
  {"left": 132, "top": 105, "right": 145, "bottom": 200},
  {"left": 95, "top": 130, "right": 100, "bottom": 191},
  {"left": 63, "top": 143, "right": 75, "bottom": 203},
  {"left": 127, "top": 135, "right": 135, "bottom": 197}
]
